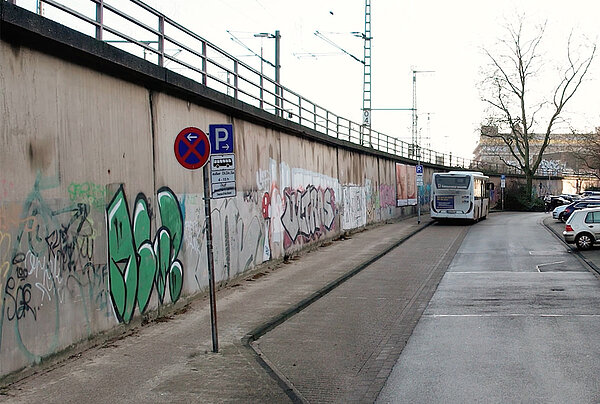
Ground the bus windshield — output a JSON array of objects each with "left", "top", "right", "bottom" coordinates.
[{"left": 435, "top": 175, "right": 471, "bottom": 189}]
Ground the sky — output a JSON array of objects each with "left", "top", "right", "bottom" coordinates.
[{"left": 29, "top": 0, "right": 600, "bottom": 160}]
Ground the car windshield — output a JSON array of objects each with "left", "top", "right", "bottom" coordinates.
[{"left": 435, "top": 175, "right": 470, "bottom": 189}]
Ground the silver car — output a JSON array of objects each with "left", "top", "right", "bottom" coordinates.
[
  {"left": 552, "top": 204, "right": 568, "bottom": 220},
  {"left": 563, "top": 207, "right": 600, "bottom": 250}
]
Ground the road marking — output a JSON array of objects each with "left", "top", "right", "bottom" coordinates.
[
  {"left": 449, "top": 270, "right": 576, "bottom": 274},
  {"left": 426, "top": 313, "right": 600, "bottom": 318},
  {"left": 535, "top": 261, "right": 565, "bottom": 272}
]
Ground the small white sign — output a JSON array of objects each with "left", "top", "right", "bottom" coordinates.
[{"left": 210, "top": 153, "right": 236, "bottom": 199}]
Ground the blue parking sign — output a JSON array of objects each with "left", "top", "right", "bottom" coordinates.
[
  {"left": 416, "top": 165, "right": 423, "bottom": 174},
  {"left": 209, "top": 124, "right": 234, "bottom": 155}
]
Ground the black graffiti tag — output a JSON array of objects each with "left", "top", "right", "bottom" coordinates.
[{"left": 4, "top": 277, "right": 37, "bottom": 322}]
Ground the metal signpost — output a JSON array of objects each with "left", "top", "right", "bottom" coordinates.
[
  {"left": 501, "top": 174, "right": 506, "bottom": 211},
  {"left": 202, "top": 163, "right": 219, "bottom": 353},
  {"left": 416, "top": 164, "right": 423, "bottom": 224},
  {"left": 174, "top": 126, "right": 220, "bottom": 353}
]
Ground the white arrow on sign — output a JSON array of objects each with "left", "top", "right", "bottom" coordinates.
[{"left": 186, "top": 133, "right": 197, "bottom": 142}]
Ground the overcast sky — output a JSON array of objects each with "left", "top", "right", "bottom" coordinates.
[{"left": 141, "top": 1, "right": 600, "bottom": 159}]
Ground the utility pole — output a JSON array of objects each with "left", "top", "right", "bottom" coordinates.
[
  {"left": 252, "top": 31, "right": 281, "bottom": 116},
  {"left": 412, "top": 69, "right": 434, "bottom": 224},
  {"left": 411, "top": 70, "right": 434, "bottom": 155},
  {"left": 275, "top": 30, "right": 281, "bottom": 117},
  {"left": 361, "top": 0, "right": 372, "bottom": 147}
]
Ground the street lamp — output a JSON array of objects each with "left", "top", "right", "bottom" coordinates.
[{"left": 254, "top": 31, "right": 281, "bottom": 116}]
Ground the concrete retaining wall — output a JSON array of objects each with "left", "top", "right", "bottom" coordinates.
[{"left": 0, "top": 8, "right": 434, "bottom": 378}]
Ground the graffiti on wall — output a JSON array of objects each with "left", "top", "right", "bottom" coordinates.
[
  {"left": 106, "top": 185, "right": 183, "bottom": 324},
  {"left": 0, "top": 174, "right": 109, "bottom": 363},
  {"left": 181, "top": 193, "right": 266, "bottom": 290},
  {"left": 419, "top": 183, "right": 431, "bottom": 207},
  {"left": 396, "top": 163, "right": 417, "bottom": 206},
  {"left": 68, "top": 182, "right": 107, "bottom": 211},
  {"left": 380, "top": 184, "right": 396, "bottom": 209},
  {"left": 342, "top": 185, "right": 366, "bottom": 230},
  {"left": 278, "top": 163, "right": 339, "bottom": 249},
  {"left": 280, "top": 185, "right": 336, "bottom": 247}
]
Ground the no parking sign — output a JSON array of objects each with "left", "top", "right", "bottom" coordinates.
[{"left": 174, "top": 127, "right": 210, "bottom": 170}]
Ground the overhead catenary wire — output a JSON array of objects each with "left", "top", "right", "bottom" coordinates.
[
  {"left": 314, "top": 31, "right": 364, "bottom": 64},
  {"left": 226, "top": 30, "right": 276, "bottom": 68}
]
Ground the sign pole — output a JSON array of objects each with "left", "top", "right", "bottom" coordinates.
[
  {"left": 500, "top": 174, "right": 506, "bottom": 211},
  {"left": 203, "top": 164, "right": 218, "bottom": 353},
  {"left": 416, "top": 161, "right": 423, "bottom": 224}
]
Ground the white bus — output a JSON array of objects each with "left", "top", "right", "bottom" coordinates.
[{"left": 430, "top": 171, "right": 492, "bottom": 221}]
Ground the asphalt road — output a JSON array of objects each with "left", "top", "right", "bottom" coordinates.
[{"left": 377, "top": 212, "right": 600, "bottom": 403}]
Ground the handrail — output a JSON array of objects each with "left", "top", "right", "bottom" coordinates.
[{"left": 6, "top": 0, "right": 542, "bottom": 176}]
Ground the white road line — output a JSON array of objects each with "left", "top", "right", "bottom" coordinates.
[
  {"left": 426, "top": 313, "right": 600, "bottom": 318},
  {"left": 535, "top": 261, "right": 565, "bottom": 272},
  {"left": 448, "top": 270, "right": 576, "bottom": 274}
]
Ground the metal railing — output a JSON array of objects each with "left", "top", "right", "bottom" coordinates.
[{"left": 6, "top": 0, "right": 528, "bottom": 175}]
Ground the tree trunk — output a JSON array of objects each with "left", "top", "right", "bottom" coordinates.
[{"left": 526, "top": 173, "right": 533, "bottom": 202}]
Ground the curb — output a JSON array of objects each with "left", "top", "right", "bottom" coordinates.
[{"left": 241, "top": 220, "right": 434, "bottom": 402}]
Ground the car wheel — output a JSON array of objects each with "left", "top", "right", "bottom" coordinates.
[
  {"left": 558, "top": 212, "right": 565, "bottom": 222},
  {"left": 575, "top": 233, "right": 594, "bottom": 251}
]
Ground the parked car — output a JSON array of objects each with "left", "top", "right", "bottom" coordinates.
[
  {"left": 562, "top": 199, "right": 600, "bottom": 222},
  {"left": 563, "top": 207, "right": 600, "bottom": 250},
  {"left": 560, "top": 194, "right": 580, "bottom": 202},
  {"left": 580, "top": 191, "right": 600, "bottom": 198},
  {"left": 544, "top": 195, "right": 570, "bottom": 212},
  {"left": 553, "top": 197, "right": 600, "bottom": 220},
  {"left": 553, "top": 204, "right": 569, "bottom": 221}
]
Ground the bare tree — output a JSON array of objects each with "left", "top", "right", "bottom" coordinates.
[{"left": 480, "top": 16, "right": 596, "bottom": 200}]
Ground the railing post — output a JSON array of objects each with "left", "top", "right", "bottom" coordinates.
[
  {"left": 158, "top": 15, "right": 165, "bottom": 67},
  {"left": 336, "top": 116, "right": 340, "bottom": 139},
  {"left": 201, "top": 42, "right": 207, "bottom": 86},
  {"left": 95, "top": 0, "right": 103, "bottom": 40},
  {"left": 233, "top": 61, "right": 239, "bottom": 99},
  {"left": 313, "top": 104, "right": 317, "bottom": 130},
  {"left": 259, "top": 71, "right": 264, "bottom": 110},
  {"left": 326, "top": 111, "right": 329, "bottom": 135}
]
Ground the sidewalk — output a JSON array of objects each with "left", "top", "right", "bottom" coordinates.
[{"left": 0, "top": 216, "right": 431, "bottom": 403}]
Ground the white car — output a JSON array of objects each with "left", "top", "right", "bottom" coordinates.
[
  {"left": 552, "top": 204, "right": 569, "bottom": 220},
  {"left": 563, "top": 207, "right": 600, "bottom": 250}
]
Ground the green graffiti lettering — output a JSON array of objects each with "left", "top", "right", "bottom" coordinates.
[
  {"left": 106, "top": 186, "right": 184, "bottom": 323},
  {"left": 106, "top": 186, "right": 139, "bottom": 324},
  {"left": 154, "top": 228, "right": 171, "bottom": 304},
  {"left": 169, "top": 260, "right": 183, "bottom": 302}
]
